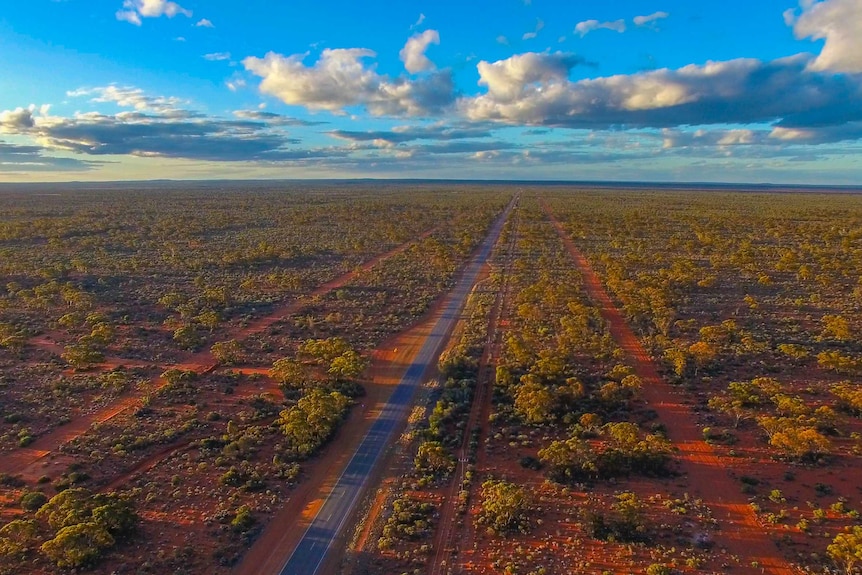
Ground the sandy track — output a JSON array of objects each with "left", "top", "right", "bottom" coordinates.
[
  {"left": 0, "top": 230, "right": 436, "bottom": 480},
  {"left": 429, "top": 203, "right": 519, "bottom": 575},
  {"left": 543, "top": 203, "right": 796, "bottom": 575}
]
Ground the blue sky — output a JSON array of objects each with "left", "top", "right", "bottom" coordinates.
[{"left": 1, "top": 0, "right": 861, "bottom": 183}]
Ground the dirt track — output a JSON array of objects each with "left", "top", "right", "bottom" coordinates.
[
  {"left": 429, "top": 203, "right": 519, "bottom": 575},
  {"left": 543, "top": 203, "right": 796, "bottom": 575}
]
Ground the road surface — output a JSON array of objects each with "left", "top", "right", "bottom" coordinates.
[{"left": 277, "top": 197, "right": 516, "bottom": 575}]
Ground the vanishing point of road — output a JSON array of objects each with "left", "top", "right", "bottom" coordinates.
[{"left": 277, "top": 197, "right": 516, "bottom": 575}]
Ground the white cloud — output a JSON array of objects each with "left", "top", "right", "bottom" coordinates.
[
  {"left": 461, "top": 53, "right": 862, "bottom": 135},
  {"left": 411, "top": 13, "right": 425, "bottom": 29},
  {"left": 0, "top": 107, "right": 37, "bottom": 132},
  {"left": 196, "top": 18, "right": 214, "bottom": 28},
  {"left": 226, "top": 78, "right": 246, "bottom": 92},
  {"left": 399, "top": 30, "right": 440, "bottom": 73},
  {"left": 116, "top": 10, "right": 142, "bottom": 25},
  {"left": 522, "top": 18, "right": 545, "bottom": 40},
  {"left": 68, "top": 85, "right": 187, "bottom": 114},
  {"left": 204, "top": 52, "right": 231, "bottom": 61},
  {"left": 787, "top": 0, "right": 862, "bottom": 73},
  {"left": 662, "top": 128, "right": 760, "bottom": 149},
  {"left": 116, "top": 0, "right": 192, "bottom": 25},
  {"left": 575, "top": 19, "right": 626, "bottom": 37},
  {"left": 1, "top": 89, "right": 310, "bottom": 163},
  {"left": 474, "top": 52, "right": 587, "bottom": 101},
  {"left": 244, "top": 48, "right": 455, "bottom": 116},
  {"left": 634, "top": 11, "right": 669, "bottom": 27}
]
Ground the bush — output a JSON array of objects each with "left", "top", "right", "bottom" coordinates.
[
  {"left": 414, "top": 441, "right": 455, "bottom": 479},
  {"left": 477, "top": 479, "right": 531, "bottom": 535},
  {"left": 41, "top": 522, "right": 114, "bottom": 568},
  {"left": 230, "top": 506, "right": 256, "bottom": 533},
  {"left": 19, "top": 491, "right": 48, "bottom": 512}
]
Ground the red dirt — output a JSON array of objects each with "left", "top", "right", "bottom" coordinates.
[
  {"left": 542, "top": 203, "right": 797, "bottom": 575},
  {"left": 0, "top": 230, "right": 436, "bottom": 481}
]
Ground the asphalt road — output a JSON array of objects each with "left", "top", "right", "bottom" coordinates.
[{"left": 277, "top": 197, "right": 515, "bottom": 575}]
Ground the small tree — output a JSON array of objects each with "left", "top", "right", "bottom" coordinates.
[
  {"left": 478, "top": 479, "right": 531, "bottom": 534},
  {"left": 688, "top": 341, "right": 717, "bottom": 375},
  {"left": 270, "top": 358, "right": 311, "bottom": 391},
  {"left": 277, "top": 389, "right": 350, "bottom": 458},
  {"left": 172, "top": 324, "right": 202, "bottom": 350},
  {"left": 414, "top": 441, "right": 455, "bottom": 478},
  {"left": 328, "top": 350, "right": 368, "bottom": 381},
  {"left": 210, "top": 339, "right": 243, "bottom": 365},
  {"left": 514, "top": 380, "right": 555, "bottom": 424},
  {"left": 61, "top": 342, "right": 104, "bottom": 370},
  {"left": 822, "top": 315, "right": 852, "bottom": 341}
]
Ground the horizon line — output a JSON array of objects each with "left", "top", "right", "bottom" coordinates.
[{"left": 1, "top": 177, "right": 861, "bottom": 192}]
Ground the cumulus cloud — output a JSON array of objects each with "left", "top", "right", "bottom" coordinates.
[
  {"left": 0, "top": 108, "right": 36, "bottom": 132},
  {"left": 411, "top": 13, "right": 425, "bottom": 30},
  {"left": 195, "top": 18, "right": 214, "bottom": 28},
  {"left": 116, "top": 0, "right": 192, "bottom": 25},
  {"left": 575, "top": 19, "right": 626, "bottom": 37},
  {"left": 462, "top": 53, "right": 862, "bottom": 136},
  {"left": 769, "top": 122, "right": 862, "bottom": 145},
  {"left": 661, "top": 128, "right": 763, "bottom": 149},
  {"left": 787, "top": 0, "right": 862, "bottom": 73},
  {"left": 399, "top": 30, "right": 440, "bottom": 73},
  {"left": 244, "top": 48, "right": 455, "bottom": 116},
  {"left": 634, "top": 11, "right": 669, "bottom": 27},
  {"left": 474, "top": 52, "right": 590, "bottom": 101}
]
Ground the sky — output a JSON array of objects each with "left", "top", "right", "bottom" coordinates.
[{"left": 1, "top": 0, "right": 861, "bottom": 184}]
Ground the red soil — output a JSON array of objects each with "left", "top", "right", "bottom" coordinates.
[{"left": 543, "top": 204, "right": 797, "bottom": 575}]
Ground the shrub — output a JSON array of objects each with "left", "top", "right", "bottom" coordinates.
[
  {"left": 477, "top": 479, "right": 531, "bottom": 535},
  {"left": 19, "top": 491, "right": 48, "bottom": 513}
]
